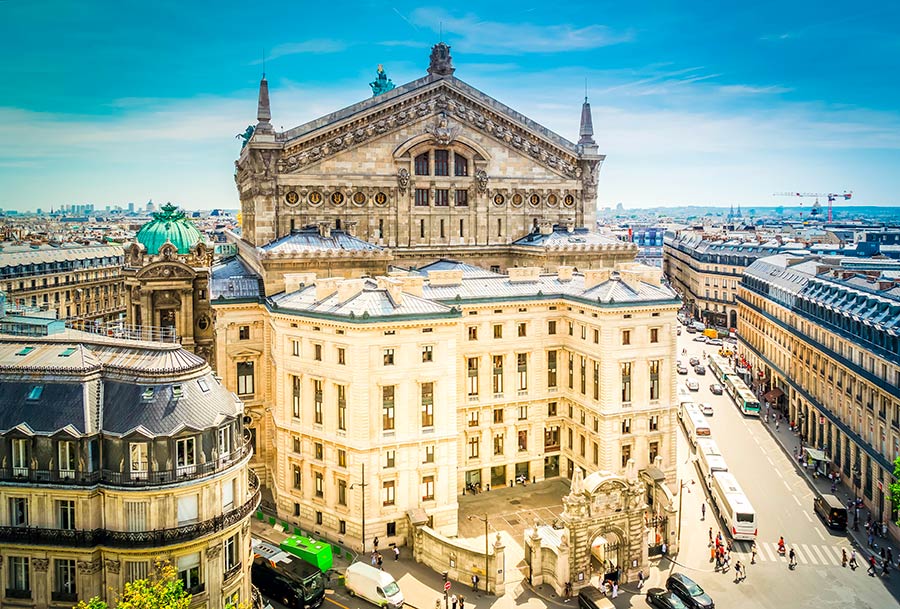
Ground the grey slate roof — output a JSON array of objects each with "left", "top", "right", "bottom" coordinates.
[
  {"left": 211, "top": 256, "right": 263, "bottom": 301},
  {"left": 260, "top": 228, "right": 383, "bottom": 254},
  {"left": 512, "top": 226, "right": 622, "bottom": 248},
  {"left": 0, "top": 382, "right": 85, "bottom": 434},
  {"left": 0, "top": 242, "right": 124, "bottom": 268},
  {"left": 272, "top": 280, "right": 454, "bottom": 318},
  {"left": 411, "top": 259, "right": 502, "bottom": 279}
]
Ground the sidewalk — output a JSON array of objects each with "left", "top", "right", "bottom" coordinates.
[{"left": 757, "top": 410, "right": 900, "bottom": 585}]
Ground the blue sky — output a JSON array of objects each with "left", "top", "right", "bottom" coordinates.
[{"left": 2, "top": 0, "right": 899, "bottom": 211}]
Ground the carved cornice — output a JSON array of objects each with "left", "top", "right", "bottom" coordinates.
[{"left": 276, "top": 86, "right": 582, "bottom": 179}]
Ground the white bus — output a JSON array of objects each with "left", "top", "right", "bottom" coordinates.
[
  {"left": 695, "top": 439, "right": 728, "bottom": 487},
  {"left": 710, "top": 471, "right": 757, "bottom": 541},
  {"left": 683, "top": 408, "right": 711, "bottom": 446}
]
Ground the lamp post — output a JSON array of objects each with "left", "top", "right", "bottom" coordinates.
[
  {"left": 675, "top": 480, "right": 692, "bottom": 552},
  {"left": 467, "top": 514, "right": 489, "bottom": 594},
  {"left": 350, "top": 463, "right": 368, "bottom": 553}
]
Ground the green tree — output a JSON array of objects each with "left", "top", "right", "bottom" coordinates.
[
  {"left": 74, "top": 562, "right": 191, "bottom": 609},
  {"left": 891, "top": 455, "right": 900, "bottom": 526}
]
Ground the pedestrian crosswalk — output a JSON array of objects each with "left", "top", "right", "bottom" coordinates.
[{"left": 727, "top": 541, "right": 853, "bottom": 566}]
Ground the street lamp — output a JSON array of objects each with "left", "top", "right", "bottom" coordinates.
[
  {"left": 349, "top": 463, "right": 368, "bottom": 553},
  {"left": 675, "top": 479, "right": 693, "bottom": 551},
  {"left": 467, "top": 514, "right": 490, "bottom": 594}
]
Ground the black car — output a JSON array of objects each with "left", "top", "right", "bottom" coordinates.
[
  {"left": 648, "top": 588, "right": 688, "bottom": 609},
  {"left": 709, "top": 383, "right": 723, "bottom": 395},
  {"left": 694, "top": 365, "right": 706, "bottom": 375},
  {"left": 665, "top": 573, "right": 714, "bottom": 609}
]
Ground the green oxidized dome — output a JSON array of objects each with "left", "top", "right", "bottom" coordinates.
[{"left": 135, "top": 203, "right": 203, "bottom": 255}]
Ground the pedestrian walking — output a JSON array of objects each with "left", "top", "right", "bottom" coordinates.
[
  {"left": 710, "top": 545, "right": 716, "bottom": 562},
  {"left": 881, "top": 547, "right": 886, "bottom": 561},
  {"left": 371, "top": 552, "right": 377, "bottom": 566},
  {"left": 393, "top": 546, "right": 400, "bottom": 561},
  {"left": 611, "top": 582, "right": 618, "bottom": 599},
  {"left": 842, "top": 548, "right": 848, "bottom": 568},
  {"left": 775, "top": 419, "right": 780, "bottom": 430},
  {"left": 751, "top": 540, "right": 757, "bottom": 564},
  {"left": 376, "top": 553, "right": 383, "bottom": 570},
  {"left": 849, "top": 550, "right": 858, "bottom": 570},
  {"left": 708, "top": 527, "right": 713, "bottom": 546},
  {"left": 373, "top": 536, "right": 379, "bottom": 550},
  {"left": 701, "top": 503, "right": 706, "bottom": 521},
  {"left": 868, "top": 533, "right": 875, "bottom": 548},
  {"left": 451, "top": 595, "right": 458, "bottom": 609},
  {"left": 888, "top": 548, "right": 893, "bottom": 565},
  {"left": 471, "top": 574, "right": 479, "bottom": 592},
  {"left": 734, "top": 561, "right": 744, "bottom": 582},
  {"left": 637, "top": 571, "right": 645, "bottom": 590},
  {"left": 459, "top": 595, "right": 465, "bottom": 609},
  {"left": 868, "top": 555, "right": 877, "bottom": 576},
  {"left": 788, "top": 548, "right": 797, "bottom": 569}
]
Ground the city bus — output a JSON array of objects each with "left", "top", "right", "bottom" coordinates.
[
  {"left": 683, "top": 406, "right": 712, "bottom": 446},
  {"left": 696, "top": 438, "right": 728, "bottom": 488},
  {"left": 723, "top": 374, "right": 761, "bottom": 416},
  {"left": 707, "top": 354, "right": 733, "bottom": 383},
  {"left": 710, "top": 471, "right": 757, "bottom": 541}
]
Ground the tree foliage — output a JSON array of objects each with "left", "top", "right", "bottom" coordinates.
[
  {"left": 74, "top": 562, "right": 190, "bottom": 609},
  {"left": 891, "top": 455, "right": 900, "bottom": 526}
]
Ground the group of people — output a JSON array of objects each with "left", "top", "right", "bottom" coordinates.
[
  {"left": 369, "top": 537, "right": 400, "bottom": 570},
  {"left": 710, "top": 529, "right": 733, "bottom": 573}
]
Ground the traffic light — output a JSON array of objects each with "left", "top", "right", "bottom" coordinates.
[{"left": 442, "top": 571, "right": 448, "bottom": 583}]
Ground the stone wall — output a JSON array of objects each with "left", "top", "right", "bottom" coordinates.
[{"left": 409, "top": 521, "right": 506, "bottom": 596}]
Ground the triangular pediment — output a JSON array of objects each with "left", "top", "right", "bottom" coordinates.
[
  {"left": 275, "top": 77, "right": 595, "bottom": 179},
  {"left": 230, "top": 348, "right": 262, "bottom": 360}
]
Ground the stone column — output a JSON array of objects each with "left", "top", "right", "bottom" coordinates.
[
  {"left": 492, "top": 533, "right": 506, "bottom": 596},
  {"left": 529, "top": 521, "right": 543, "bottom": 585}
]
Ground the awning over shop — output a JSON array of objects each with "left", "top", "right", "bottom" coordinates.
[
  {"left": 803, "top": 448, "right": 828, "bottom": 462},
  {"left": 763, "top": 387, "right": 785, "bottom": 402}
]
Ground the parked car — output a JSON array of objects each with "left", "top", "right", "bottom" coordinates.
[
  {"left": 709, "top": 383, "right": 723, "bottom": 395},
  {"left": 677, "top": 364, "right": 689, "bottom": 375},
  {"left": 666, "top": 573, "right": 714, "bottom": 609},
  {"left": 648, "top": 588, "right": 689, "bottom": 609},
  {"left": 686, "top": 378, "right": 700, "bottom": 391},
  {"left": 707, "top": 338, "right": 723, "bottom": 346},
  {"left": 689, "top": 357, "right": 700, "bottom": 367},
  {"left": 694, "top": 364, "right": 706, "bottom": 375},
  {"left": 686, "top": 326, "right": 697, "bottom": 334},
  {"left": 699, "top": 403, "right": 714, "bottom": 416},
  {"left": 693, "top": 335, "right": 707, "bottom": 342}
]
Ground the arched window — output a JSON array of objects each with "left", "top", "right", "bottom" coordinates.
[
  {"left": 434, "top": 150, "right": 449, "bottom": 176},
  {"left": 415, "top": 152, "right": 429, "bottom": 176},
  {"left": 455, "top": 153, "right": 469, "bottom": 176}
]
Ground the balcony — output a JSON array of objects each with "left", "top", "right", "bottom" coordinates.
[
  {"left": 5, "top": 589, "right": 30, "bottom": 599},
  {"left": 224, "top": 562, "right": 243, "bottom": 582},
  {"left": 52, "top": 591, "right": 78, "bottom": 602},
  {"left": 0, "top": 441, "right": 251, "bottom": 488},
  {"left": 0, "top": 472, "right": 260, "bottom": 549}
]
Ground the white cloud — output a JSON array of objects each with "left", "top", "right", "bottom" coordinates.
[
  {"left": 719, "top": 84, "right": 793, "bottom": 95},
  {"left": 409, "top": 8, "right": 632, "bottom": 54},
  {"left": 251, "top": 39, "right": 348, "bottom": 64}
]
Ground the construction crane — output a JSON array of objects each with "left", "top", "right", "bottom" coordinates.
[{"left": 772, "top": 191, "right": 852, "bottom": 222}]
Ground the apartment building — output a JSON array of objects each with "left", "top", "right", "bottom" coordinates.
[
  {"left": 739, "top": 254, "right": 900, "bottom": 535},
  {"left": 211, "top": 259, "right": 679, "bottom": 551},
  {"left": 0, "top": 319, "right": 255, "bottom": 608},
  {"left": 0, "top": 242, "right": 125, "bottom": 324}
]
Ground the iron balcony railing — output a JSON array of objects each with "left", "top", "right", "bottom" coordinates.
[
  {"left": 0, "top": 441, "right": 251, "bottom": 488},
  {"left": 0, "top": 472, "right": 260, "bottom": 550}
]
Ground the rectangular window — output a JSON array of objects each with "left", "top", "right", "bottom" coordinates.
[
  {"left": 415, "top": 188, "right": 429, "bottom": 206},
  {"left": 236, "top": 361, "right": 254, "bottom": 395},
  {"left": 124, "top": 501, "right": 148, "bottom": 532},
  {"left": 57, "top": 499, "right": 75, "bottom": 530},
  {"left": 580, "top": 356, "right": 587, "bottom": 394},
  {"left": 621, "top": 362, "right": 632, "bottom": 402},
  {"left": 239, "top": 326, "right": 250, "bottom": 340},
  {"left": 224, "top": 534, "right": 240, "bottom": 571},
  {"left": 315, "top": 472, "right": 324, "bottom": 498},
  {"left": 517, "top": 353, "right": 528, "bottom": 391},
  {"left": 517, "top": 322, "right": 527, "bottom": 337},
  {"left": 314, "top": 379, "right": 323, "bottom": 425},
  {"left": 649, "top": 415, "right": 659, "bottom": 431},
  {"left": 177, "top": 553, "right": 201, "bottom": 592},
  {"left": 218, "top": 426, "right": 231, "bottom": 459},
  {"left": 622, "top": 330, "right": 631, "bottom": 345},
  {"left": 421, "top": 382, "right": 435, "bottom": 427},
  {"left": 292, "top": 340, "right": 300, "bottom": 357},
  {"left": 176, "top": 494, "right": 199, "bottom": 525},
  {"left": 518, "top": 430, "right": 528, "bottom": 451},
  {"left": 383, "top": 480, "right": 396, "bottom": 506},
  {"left": 9, "top": 497, "right": 27, "bottom": 527},
  {"left": 293, "top": 464, "right": 302, "bottom": 489},
  {"left": 422, "top": 475, "right": 435, "bottom": 501},
  {"left": 548, "top": 401, "right": 557, "bottom": 416},
  {"left": 493, "top": 408, "right": 504, "bottom": 424},
  {"left": 337, "top": 347, "right": 346, "bottom": 365},
  {"left": 568, "top": 352, "right": 574, "bottom": 389},
  {"left": 468, "top": 326, "right": 478, "bottom": 340},
  {"left": 493, "top": 433, "right": 504, "bottom": 455},
  {"left": 459, "top": 218, "right": 465, "bottom": 237},
  {"left": 548, "top": 320, "right": 557, "bottom": 335},
  {"left": 420, "top": 218, "right": 426, "bottom": 238},
  {"left": 518, "top": 405, "right": 528, "bottom": 420},
  {"left": 314, "top": 343, "right": 322, "bottom": 361},
  {"left": 337, "top": 384, "right": 347, "bottom": 431},
  {"left": 125, "top": 561, "right": 150, "bottom": 586},
  {"left": 58, "top": 440, "right": 76, "bottom": 478},
  {"left": 621, "top": 418, "right": 632, "bottom": 434},
  {"left": 468, "top": 435, "right": 480, "bottom": 458},
  {"left": 435, "top": 189, "right": 449, "bottom": 206},
  {"left": 621, "top": 445, "right": 632, "bottom": 468},
  {"left": 593, "top": 328, "right": 599, "bottom": 344},
  {"left": 414, "top": 152, "right": 429, "bottom": 175},
  {"left": 650, "top": 328, "right": 659, "bottom": 343},
  {"left": 649, "top": 441, "right": 659, "bottom": 463},
  {"left": 468, "top": 411, "right": 479, "bottom": 427},
  {"left": 292, "top": 375, "right": 301, "bottom": 418},
  {"left": 593, "top": 361, "right": 600, "bottom": 400},
  {"left": 649, "top": 360, "right": 660, "bottom": 400},
  {"left": 338, "top": 479, "right": 347, "bottom": 506},
  {"left": 580, "top": 434, "right": 586, "bottom": 457},
  {"left": 547, "top": 350, "right": 557, "bottom": 388},
  {"left": 425, "top": 444, "right": 435, "bottom": 463},
  {"left": 337, "top": 449, "right": 346, "bottom": 468},
  {"left": 314, "top": 442, "right": 323, "bottom": 460},
  {"left": 53, "top": 558, "right": 76, "bottom": 600},
  {"left": 176, "top": 437, "right": 196, "bottom": 473},
  {"left": 222, "top": 477, "right": 235, "bottom": 510},
  {"left": 422, "top": 345, "right": 433, "bottom": 362},
  {"left": 455, "top": 190, "right": 468, "bottom": 206},
  {"left": 454, "top": 154, "right": 468, "bottom": 176},
  {"left": 467, "top": 357, "right": 479, "bottom": 396},
  {"left": 544, "top": 426, "right": 560, "bottom": 451},
  {"left": 383, "top": 348, "right": 395, "bottom": 365},
  {"left": 493, "top": 324, "right": 503, "bottom": 339},
  {"left": 492, "top": 355, "right": 504, "bottom": 394},
  {"left": 383, "top": 386, "right": 395, "bottom": 430},
  {"left": 568, "top": 322, "right": 574, "bottom": 336},
  {"left": 434, "top": 150, "right": 449, "bottom": 176},
  {"left": 8, "top": 556, "right": 29, "bottom": 595}
]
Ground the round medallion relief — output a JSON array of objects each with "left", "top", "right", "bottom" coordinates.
[
  {"left": 511, "top": 193, "right": 524, "bottom": 207},
  {"left": 374, "top": 192, "right": 388, "bottom": 207},
  {"left": 352, "top": 191, "right": 367, "bottom": 206},
  {"left": 529, "top": 193, "right": 541, "bottom": 206},
  {"left": 308, "top": 191, "right": 323, "bottom": 206},
  {"left": 563, "top": 194, "right": 575, "bottom": 207},
  {"left": 547, "top": 194, "right": 558, "bottom": 206},
  {"left": 284, "top": 191, "right": 300, "bottom": 206},
  {"left": 331, "top": 191, "right": 345, "bottom": 206},
  {"left": 493, "top": 193, "right": 505, "bottom": 206}
]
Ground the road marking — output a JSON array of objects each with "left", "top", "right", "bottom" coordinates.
[
  {"left": 803, "top": 511, "right": 812, "bottom": 522},
  {"left": 793, "top": 495, "right": 802, "bottom": 506},
  {"left": 814, "top": 528, "right": 825, "bottom": 540},
  {"left": 811, "top": 544, "right": 830, "bottom": 564},
  {"left": 761, "top": 542, "right": 779, "bottom": 561},
  {"left": 775, "top": 469, "right": 784, "bottom": 479},
  {"left": 783, "top": 480, "right": 791, "bottom": 491},
  {"left": 799, "top": 544, "right": 816, "bottom": 564},
  {"left": 326, "top": 598, "right": 351, "bottom": 609}
]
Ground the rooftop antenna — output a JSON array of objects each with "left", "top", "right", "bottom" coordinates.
[
  {"left": 262, "top": 48, "right": 266, "bottom": 78},
  {"left": 440, "top": 21, "right": 443, "bottom": 42},
  {"left": 584, "top": 77, "right": 588, "bottom": 102}
]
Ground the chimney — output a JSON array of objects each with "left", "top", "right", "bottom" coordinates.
[
  {"left": 377, "top": 277, "right": 405, "bottom": 306},
  {"left": 317, "top": 221, "right": 332, "bottom": 239},
  {"left": 878, "top": 279, "right": 896, "bottom": 291},
  {"left": 617, "top": 269, "right": 645, "bottom": 292},
  {"left": 539, "top": 220, "right": 554, "bottom": 236},
  {"left": 337, "top": 279, "right": 367, "bottom": 303},
  {"left": 344, "top": 220, "right": 358, "bottom": 237},
  {"left": 284, "top": 272, "right": 317, "bottom": 294},
  {"left": 396, "top": 275, "right": 425, "bottom": 297},
  {"left": 426, "top": 269, "right": 464, "bottom": 286},
  {"left": 507, "top": 267, "right": 541, "bottom": 283},
  {"left": 315, "top": 277, "right": 342, "bottom": 301},
  {"left": 583, "top": 269, "right": 610, "bottom": 290},
  {"left": 557, "top": 266, "right": 574, "bottom": 282}
]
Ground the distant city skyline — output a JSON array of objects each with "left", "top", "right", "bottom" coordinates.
[{"left": 2, "top": 1, "right": 899, "bottom": 212}]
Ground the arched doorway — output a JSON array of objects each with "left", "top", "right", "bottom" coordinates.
[
  {"left": 729, "top": 309, "right": 737, "bottom": 330},
  {"left": 588, "top": 529, "right": 623, "bottom": 586}
]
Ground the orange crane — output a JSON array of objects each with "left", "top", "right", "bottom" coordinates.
[{"left": 772, "top": 191, "right": 852, "bottom": 222}]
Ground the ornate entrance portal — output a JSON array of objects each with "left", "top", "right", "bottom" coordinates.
[{"left": 525, "top": 467, "right": 649, "bottom": 594}]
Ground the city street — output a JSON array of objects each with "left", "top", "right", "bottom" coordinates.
[{"left": 669, "top": 328, "right": 900, "bottom": 609}]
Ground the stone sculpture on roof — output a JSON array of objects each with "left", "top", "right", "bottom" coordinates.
[{"left": 370, "top": 64, "right": 396, "bottom": 96}]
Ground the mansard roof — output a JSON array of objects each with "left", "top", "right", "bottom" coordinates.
[{"left": 259, "top": 227, "right": 384, "bottom": 255}]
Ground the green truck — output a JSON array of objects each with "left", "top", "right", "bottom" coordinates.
[{"left": 279, "top": 534, "right": 334, "bottom": 572}]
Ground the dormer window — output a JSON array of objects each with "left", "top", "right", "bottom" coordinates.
[
  {"left": 172, "top": 385, "right": 184, "bottom": 400},
  {"left": 197, "top": 378, "right": 210, "bottom": 392},
  {"left": 59, "top": 347, "right": 76, "bottom": 357},
  {"left": 141, "top": 387, "right": 155, "bottom": 401},
  {"left": 27, "top": 386, "right": 43, "bottom": 401}
]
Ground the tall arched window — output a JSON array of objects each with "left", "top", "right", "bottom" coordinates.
[
  {"left": 455, "top": 153, "right": 469, "bottom": 176},
  {"left": 414, "top": 152, "right": 429, "bottom": 175}
]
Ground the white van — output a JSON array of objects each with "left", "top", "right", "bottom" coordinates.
[{"left": 345, "top": 562, "right": 404, "bottom": 609}]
